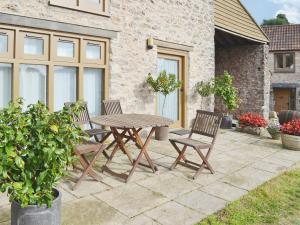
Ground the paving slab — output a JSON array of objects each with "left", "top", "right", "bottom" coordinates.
[
  {"left": 175, "top": 190, "right": 228, "bottom": 215},
  {"left": 144, "top": 201, "right": 206, "bottom": 225},
  {"left": 94, "top": 183, "right": 169, "bottom": 217},
  {"left": 210, "top": 155, "right": 249, "bottom": 174},
  {"left": 0, "top": 193, "right": 9, "bottom": 208},
  {"left": 62, "top": 196, "right": 128, "bottom": 225},
  {"left": 124, "top": 214, "right": 160, "bottom": 225},
  {"left": 200, "top": 181, "right": 248, "bottom": 201},
  {"left": 251, "top": 160, "right": 288, "bottom": 174},
  {"left": 271, "top": 150, "right": 300, "bottom": 162},
  {"left": 262, "top": 155, "right": 295, "bottom": 167},
  {"left": 0, "top": 206, "right": 10, "bottom": 223},
  {"left": 221, "top": 167, "right": 275, "bottom": 191},
  {"left": 137, "top": 173, "right": 200, "bottom": 199}
]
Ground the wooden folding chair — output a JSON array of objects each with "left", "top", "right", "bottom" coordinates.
[
  {"left": 169, "top": 110, "right": 223, "bottom": 179},
  {"left": 73, "top": 141, "right": 106, "bottom": 190},
  {"left": 103, "top": 100, "right": 137, "bottom": 144},
  {"left": 64, "top": 102, "right": 112, "bottom": 158}
]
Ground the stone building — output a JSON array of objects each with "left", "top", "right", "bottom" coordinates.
[
  {"left": 263, "top": 24, "right": 300, "bottom": 112},
  {"left": 0, "top": 0, "right": 269, "bottom": 128}
]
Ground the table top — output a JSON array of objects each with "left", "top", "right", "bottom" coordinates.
[{"left": 91, "top": 114, "right": 173, "bottom": 129}]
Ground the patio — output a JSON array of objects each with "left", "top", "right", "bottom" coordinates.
[{"left": 1, "top": 129, "right": 300, "bottom": 225}]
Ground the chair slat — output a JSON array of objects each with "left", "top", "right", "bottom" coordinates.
[{"left": 103, "top": 100, "right": 123, "bottom": 115}]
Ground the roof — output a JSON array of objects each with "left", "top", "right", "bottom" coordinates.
[
  {"left": 262, "top": 24, "right": 300, "bottom": 51},
  {"left": 214, "top": 0, "right": 269, "bottom": 44}
]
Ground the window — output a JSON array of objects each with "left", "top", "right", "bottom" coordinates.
[
  {"left": 0, "top": 63, "right": 12, "bottom": 109},
  {"left": 83, "top": 40, "right": 105, "bottom": 64},
  {"left": 53, "top": 36, "right": 79, "bottom": 62},
  {"left": 49, "top": 0, "right": 109, "bottom": 16},
  {"left": 20, "top": 32, "right": 49, "bottom": 61},
  {"left": 0, "top": 25, "right": 109, "bottom": 111},
  {"left": 84, "top": 68, "right": 104, "bottom": 116},
  {"left": 19, "top": 64, "right": 47, "bottom": 107},
  {"left": 54, "top": 66, "right": 77, "bottom": 111},
  {"left": 275, "top": 53, "right": 295, "bottom": 73}
]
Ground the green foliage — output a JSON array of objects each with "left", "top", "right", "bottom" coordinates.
[
  {"left": 197, "top": 167, "right": 300, "bottom": 225},
  {"left": 146, "top": 70, "right": 182, "bottom": 114},
  {"left": 262, "top": 14, "right": 290, "bottom": 26},
  {"left": 196, "top": 71, "right": 239, "bottom": 111},
  {"left": 0, "top": 99, "right": 86, "bottom": 208}
]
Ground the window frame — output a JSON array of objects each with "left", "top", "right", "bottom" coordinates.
[
  {"left": 0, "top": 29, "right": 14, "bottom": 59},
  {"left": 274, "top": 52, "right": 296, "bottom": 73},
  {"left": 49, "top": 0, "right": 109, "bottom": 16},
  {"left": 53, "top": 36, "right": 79, "bottom": 63},
  {"left": 0, "top": 24, "right": 110, "bottom": 112},
  {"left": 19, "top": 31, "right": 50, "bottom": 61}
]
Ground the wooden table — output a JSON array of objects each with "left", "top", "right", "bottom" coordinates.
[{"left": 91, "top": 114, "right": 173, "bottom": 182}]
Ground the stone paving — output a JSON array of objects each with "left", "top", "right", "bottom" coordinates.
[{"left": 1, "top": 129, "right": 300, "bottom": 225}]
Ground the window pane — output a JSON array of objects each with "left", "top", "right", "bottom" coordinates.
[
  {"left": 84, "top": 68, "right": 103, "bottom": 116},
  {"left": 286, "top": 54, "right": 294, "bottom": 69},
  {"left": 0, "top": 63, "right": 12, "bottom": 108},
  {"left": 276, "top": 54, "right": 284, "bottom": 69},
  {"left": 57, "top": 40, "right": 74, "bottom": 58},
  {"left": 24, "top": 36, "right": 44, "bottom": 55},
  {"left": 19, "top": 64, "right": 47, "bottom": 107},
  {"left": 0, "top": 34, "right": 8, "bottom": 53},
  {"left": 86, "top": 43, "right": 101, "bottom": 60},
  {"left": 54, "top": 66, "right": 77, "bottom": 111}
]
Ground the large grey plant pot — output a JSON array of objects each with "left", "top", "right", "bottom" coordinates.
[{"left": 11, "top": 189, "right": 61, "bottom": 225}]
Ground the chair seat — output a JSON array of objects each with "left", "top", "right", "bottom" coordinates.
[
  {"left": 85, "top": 128, "right": 111, "bottom": 137},
  {"left": 75, "top": 141, "right": 104, "bottom": 154},
  {"left": 170, "top": 138, "right": 211, "bottom": 149}
]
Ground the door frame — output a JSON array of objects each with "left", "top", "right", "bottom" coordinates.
[
  {"left": 273, "top": 88, "right": 296, "bottom": 112},
  {"left": 157, "top": 47, "right": 188, "bottom": 128}
]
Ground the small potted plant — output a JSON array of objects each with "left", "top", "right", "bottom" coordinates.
[
  {"left": 146, "top": 70, "right": 182, "bottom": 140},
  {"left": 196, "top": 71, "right": 239, "bottom": 129},
  {"left": 237, "top": 112, "right": 267, "bottom": 135},
  {"left": 0, "top": 99, "right": 85, "bottom": 225},
  {"left": 267, "top": 118, "right": 281, "bottom": 140},
  {"left": 281, "top": 119, "right": 300, "bottom": 151}
]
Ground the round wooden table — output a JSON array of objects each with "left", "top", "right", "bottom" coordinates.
[{"left": 91, "top": 114, "right": 173, "bottom": 182}]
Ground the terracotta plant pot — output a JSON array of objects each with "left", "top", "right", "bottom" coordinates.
[
  {"left": 155, "top": 126, "right": 169, "bottom": 141},
  {"left": 236, "top": 126, "right": 262, "bottom": 136},
  {"left": 281, "top": 133, "right": 300, "bottom": 151}
]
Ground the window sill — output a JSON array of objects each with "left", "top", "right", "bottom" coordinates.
[
  {"left": 49, "top": 1, "right": 110, "bottom": 17},
  {"left": 274, "top": 69, "right": 296, "bottom": 74}
]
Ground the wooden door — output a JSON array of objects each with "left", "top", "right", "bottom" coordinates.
[{"left": 274, "top": 89, "right": 291, "bottom": 112}]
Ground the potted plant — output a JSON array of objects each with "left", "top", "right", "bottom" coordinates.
[
  {"left": 281, "top": 119, "right": 300, "bottom": 151},
  {"left": 146, "top": 70, "right": 182, "bottom": 140},
  {"left": 0, "top": 99, "right": 85, "bottom": 225},
  {"left": 196, "top": 71, "right": 239, "bottom": 129},
  {"left": 267, "top": 118, "right": 281, "bottom": 140},
  {"left": 237, "top": 112, "right": 267, "bottom": 136}
]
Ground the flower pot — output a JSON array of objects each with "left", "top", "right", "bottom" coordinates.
[
  {"left": 270, "top": 132, "right": 281, "bottom": 140},
  {"left": 155, "top": 126, "right": 169, "bottom": 141},
  {"left": 281, "top": 133, "right": 300, "bottom": 151},
  {"left": 236, "top": 126, "right": 262, "bottom": 136},
  {"left": 11, "top": 188, "right": 61, "bottom": 225},
  {"left": 220, "top": 115, "right": 233, "bottom": 129}
]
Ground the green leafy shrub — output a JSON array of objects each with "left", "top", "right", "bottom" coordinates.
[
  {"left": 0, "top": 100, "right": 86, "bottom": 207},
  {"left": 146, "top": 70, "right": 182, "bottom": 114},
  {"left": 196, "top": 71, "right": 239, "bottom": 111}
]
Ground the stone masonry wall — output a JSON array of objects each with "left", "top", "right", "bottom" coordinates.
[
  {"left": 269, "top": 51, "right": 300, "bottom": 111},
  {"left": 0, "top": 0, "right": 215, "bottom": 128},
  {"left": 215, "top": 44, "right": 270, "bottom": 118}
]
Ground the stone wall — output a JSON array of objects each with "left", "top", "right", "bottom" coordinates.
[
  {"left": 269, "top": 51, "right": 300, "bottom": 111},
  {"left": 0, "top": 0, "right": 215, "bottom": 128},
  {"left": 215, "top": 44, "right": 270, "bottom": 118}
]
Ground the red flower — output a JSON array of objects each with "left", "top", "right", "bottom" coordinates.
[
  {"left": 238, "top": 113, "right": 267, "bottom": 128},
  {"left": 281, "top": 119, "right": 300, "bottom": 136}
]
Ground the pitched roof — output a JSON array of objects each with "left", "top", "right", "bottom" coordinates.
[
  {"left": 262, "top": 24, "right": 300, "bottom": 51},
  {"left": 214, "top": 0, "right": 269, "bottom": 43}
]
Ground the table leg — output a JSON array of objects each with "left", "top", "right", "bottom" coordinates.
[{"left": 126, "top": 127, "right": 156, "bottom": 183}]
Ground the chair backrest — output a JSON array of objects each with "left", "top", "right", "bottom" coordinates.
[
  {"left": 64, "top": 102, "right": 91, "bottom": 126},
  {"left": 191, "top": 110, "right": 223, "bottom": 138},
  {"left": 103, "top": 100, "right": 123, "bottom": 115}
]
